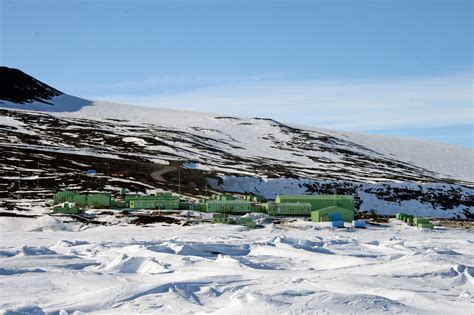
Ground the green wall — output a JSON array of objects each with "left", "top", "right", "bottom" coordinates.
[
  {"left": 206, "top": 200, "right": 252, "bottom": 214},
  {"left": 276, "top": 195, "right": 355, "bottom": 211},
  {"left": 311, "top": 206, "right": 354, "bottom": 222},
  {"left": 267, "top": 202, "right": 312, "bottom": 216}
]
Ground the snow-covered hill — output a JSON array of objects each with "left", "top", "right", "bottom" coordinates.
[{"left": 1, "top": 67, "right": 473, "bottom": 218}]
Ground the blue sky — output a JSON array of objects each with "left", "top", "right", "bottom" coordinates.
[{"left": 1, "top": 0, "right": 472, "bottom": 146}]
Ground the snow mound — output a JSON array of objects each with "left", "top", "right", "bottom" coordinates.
[
  {"left": 17, "top": 246, "right": 56, "bottom": 256},
  {"left": 0, "top": 304, "right": 47, "bottom": 315},
  {"left": 97, "top": 254, "right": 170, "bottom": 274},
  {"left": 169, "top": 242, "right": 251, "bottom": 257},
  {"left": 0, "top": 267, "right": 46, "bottom": 275},
  {"left": 52, "top": 240, "right": 90, "bottom": 248},
  {"left": 0, "top": 216, "right": 82, "bottom": 232},
  {"left": 273, "top": 236, "right": 330, "bottom": 254},
  {"left": 315, "top": 292, "right": 422, "bottom": 314}
]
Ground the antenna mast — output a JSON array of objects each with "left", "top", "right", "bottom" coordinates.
[{"left": 178, "top": 168, "right": 181, "bottom": 195}]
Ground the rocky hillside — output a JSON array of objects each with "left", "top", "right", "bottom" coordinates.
[{"left": 0, "top": 67, "right": 472, "bottom": 218}]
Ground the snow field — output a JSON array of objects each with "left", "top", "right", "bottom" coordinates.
[{"left": 0, "top": 217, "right": 473, "bottom": 314}]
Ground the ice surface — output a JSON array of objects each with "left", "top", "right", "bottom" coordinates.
[{"left": 0, "top": 217, "right": 472, "bottom": 314}]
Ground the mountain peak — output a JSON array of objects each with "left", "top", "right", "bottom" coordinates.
[
  {"left": 0, "top": 66, "right": 91, "bottom": 112},
  {"left": 0, "top": 66, "right": 63, "bottom": 105}
]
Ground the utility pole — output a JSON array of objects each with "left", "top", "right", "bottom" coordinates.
[
  {"left": 178, "top": 168, "right": 181, "bottom": 195},
  {"left": 37, "top": 161, "right": 40, "bottom": 188},
  {"left": 18, "top": 160, "right": 21, "bottom": 191}
]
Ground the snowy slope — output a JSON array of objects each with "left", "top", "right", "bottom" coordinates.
[
  {"left": 2, "top": 98, "right": 471, "bottom": 182},
  {"left": 1, "top": 67, "right": 473, "bottom": 217},
  {"left": 324, "top": 129, "right": 473, "bottom": 183}
]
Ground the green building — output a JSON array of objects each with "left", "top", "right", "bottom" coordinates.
[
  {"left": 111, "top": 199, "right": 126, "bottom": 209},
  {"left": 266, "top": 202, "right": 312, "bottom": 216},
  {"left": 413, "top": 217, "right": 429, "bottom": 225},
  {"left": 275, "top": 195, "right": 355, "bottom": 212},
  {"left": 206, "top": 200, "right": 252, "bottom": 214},
  {"left": 417, "top": 223, "right": 434, "bottom": 229},
  {"left": 190, "top": 200, "right": 207, "bottom": 212},
  {"left": 238, "top": 217, "right": 257, "bottom": 228},
  {"left": 125, "top": 192, "right": 179, "bottom": 210},
  {"left": 250, "top": 203, "right": 267, "bottom": 213},
  {"left": 413, "top": 217, "right": 434, "bottom": 229},
  {"left": 311, "top": 206, "right": 354, "bottom": 223},
  {"left": 87, "top": 193, "right": 111, "bottom": 208},
  {"left": 54, "top": 191, "right": 87, "bottom": 207},
  {"left": 54, "top": 191, "right": 112, "bottom": 208},
  {"left": 404, "top": 215, "right": 414, "bottom": 226},
  {"left": 396, "top": 213, "right": 407, "bottom": 220},
  {"left": 212, "top": 214, "right": 234, "bottom": 224}
]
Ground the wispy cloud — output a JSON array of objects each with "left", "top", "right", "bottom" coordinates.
[
  {"left": 90, "top": 72, "right": 473, "bottom": 132},
  {"left": 97, "top": 73, "right": 284, "bottom": 90}
]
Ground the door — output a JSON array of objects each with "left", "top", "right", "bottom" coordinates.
[{"left": 331, "top": 212, "right": 342, "bottom": 221}]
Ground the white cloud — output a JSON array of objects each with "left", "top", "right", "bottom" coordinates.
[
  {"left": 90, "top": 72, "right": 473, "bottom": 131},
  {"left": 97, "top": 73, "right": 282, "bottom": 90}
]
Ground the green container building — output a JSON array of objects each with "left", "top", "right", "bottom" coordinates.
[
  {"left": 212, "top": 214, "right": 234, "bottom": 224},
  {"left": 266, "top": 202, "right": 312, "bottom": 216},
  {"left": 418, "top": 223, "right": 434, "bottom": 229},
  {"left": 206, "top": 200, "right": 252, "bottom": 214},
  {"left": 128, "top": 198, "right": 179, "bottom": 210},
  {"left": 73, "top": 194, "right": 87, "bottom": 207},
  {"left": 87, "top": 193, "right": 111, "bottom": 208},
  {"left": 237, "top": 217, "right": 256, "bottom": 228},
  {"left": 396, "top": 213, "right": 407, "bottom": 220},
  {"left": 54, "top": 191, "right": 88, "bottom": 207},
  {"left": 311, "top": 206, "right": 354, "bottom": 223},
  {"left": 191, "top": 202, "right": 207, "bottom": 212},
  {"left": 129, "top": 199, "right": 151, "bottom": 209},
  {"left": 54, "top": 191, "right": 86, "bottom": 206},
  {"left": 111, "top": 200, "right": 126, "bottom": 209},
  {"left": 55, "top": 191, "right": 112, "bottom": 208},
  {"left": 413, "top": 217, "right": 433, "bottom": 228},
  {"left": 413, "top": 217, "right": 431, "bottom": 225},
  {"left": 54, "top": 191, "right": 72, "bottom": 204},
  {"left": 250, "top": 203, "right": 266, "bottom": 213},
  {"left": 126, "top": 193, "right": 179, "bottom": 210},
  {"left": 275, "top": 195, "right": 355, "bottom": 212}
]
